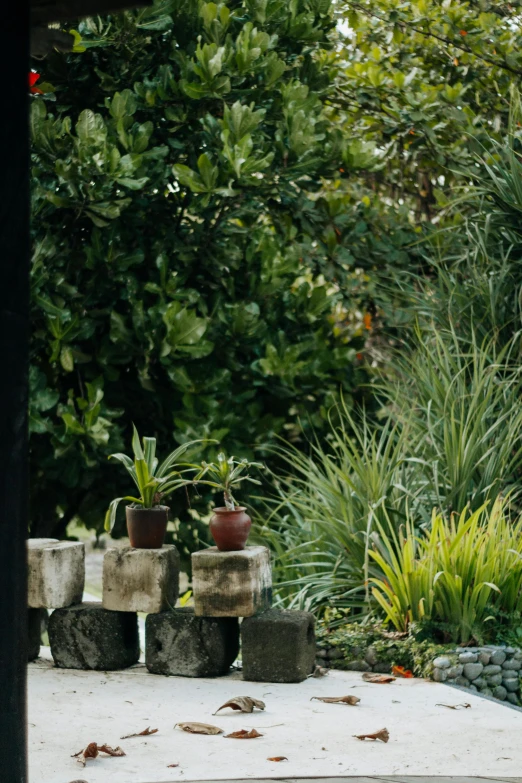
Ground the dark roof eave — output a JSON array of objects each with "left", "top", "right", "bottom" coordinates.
[{"left": 31, "top": 0, "right": 152, "bottom": 25}]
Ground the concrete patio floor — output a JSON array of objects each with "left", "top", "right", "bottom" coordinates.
[{"left": 29, "top": 650, "right": 522, "bottom": 783}]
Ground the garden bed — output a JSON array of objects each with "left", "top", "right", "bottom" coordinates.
[{"left": 316, "top": 622, "right": 522, "bottom": 705}]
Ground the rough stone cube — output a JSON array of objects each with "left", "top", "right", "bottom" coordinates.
[
  {"left": 145, "top": 607, "right": 239, "bottom": 677},
  {"left": 27, "top": 539, "right": 85, "bottom": 609},
  {"left": 102, "top": 545, "right": 180, "bottom": 614},
  {"left": 241, "top": 608, "right": 316, "bottom": 683},
  {"left": 48, "top": 602, "right": 139, "bottom": 670},
  {"left": 192, "top": 545, "right": 271, "bottom": 617},
  {"left": 28, "top": 609, "right": 42, "bottom": 661}
]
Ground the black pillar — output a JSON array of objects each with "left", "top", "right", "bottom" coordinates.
[{"left": 0, "top": 1, "right": 30, "bottom": 780}]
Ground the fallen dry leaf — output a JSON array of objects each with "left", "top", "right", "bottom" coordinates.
[
  {"left": 392, "top": 665, "right": 414, "bottom": 678},
  {"left": 214, "top": 696, "right": 265, "bottom": 715},
  {"left": 268, "top": 756, "right": 288, "bottom": 761},
  {"left": 120, "top": 727, "right": 158, "bottom": 739},
  {"left": 354, "top": 728, "right": 389, "bottom": 743},
  {"left": 72, "top": 743, "right": 125, "bottom": 767},
  {"left": 436, "top": 703, "right": 471, "bottom": 710},
  {"left": 175, "top": 722, "right": 223, "bottom": 735},
  {"left": 224, "top": 729, "right": 263, "bottom": 739},
  {"left": 362, "top": 672, "right": 396, "bottom": 684},
  {"left": 310, "top": 695, "right": 360, "bottom": 706},
  {"left": 167, "top": 763, "right": 180, "bottom": 768},
  {"left": 308, "top": 665, "right": 329, "bottom": 678}
]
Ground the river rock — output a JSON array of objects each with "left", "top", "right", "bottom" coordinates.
[
  {"left": 486, "top": 673, "right": 503, "bottom": 687},
  {"left": 463, "top": 662, "right": 483, "bottom": 681},
  {"left": 493, "top": 685, "right": 507, "bottom": 700},
  {"left": 455, "top": 676, "right": 470, "bottom": 687},
  {"left": 345, "top": 660, "right": 371, "bottom": 671},
  {"left": 502, "top": 659, "right": 521, "bottom": 671},
  {"left": 446, "top": 664, "right": 463, "bottom": 679},
  {"left": 490, "top": 649, "right": 507, "bottom": 666},
  {"left": 503, "top": 678, "right": 519, "bottom": 693},
  {"left": 482, "top": 664, "right": 502, "bottom": 676},
  {"left": 459, "top": 652, "right": 477, "bottom": 664}
]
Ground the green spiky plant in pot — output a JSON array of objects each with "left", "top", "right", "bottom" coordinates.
[
  {"left": 105, "top": 426, "right": 213, "bottom": 549},
  {"left": 194, "top": 453, "right": 263, "bottom": 551}
]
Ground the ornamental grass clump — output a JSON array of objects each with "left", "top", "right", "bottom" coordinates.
[{"left": 370, "top": 499, "right": 522, "bottom": 644}]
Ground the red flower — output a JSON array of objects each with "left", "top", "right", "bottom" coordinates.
[
  {"left": 29, "top": 72, "right": 43, "bottom": 94},
  {"left": 459, "top": 29, "right": 467, "bottom": 36}
]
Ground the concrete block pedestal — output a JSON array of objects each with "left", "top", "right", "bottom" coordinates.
[
  {"left": 27, "top": 539, "right": 85, "bottom": 609},
  {"left": 145, "top": 607, "right": 239, "bottom": 677},
  {"left": 192, "top": 545, "right": 272, "bottom": 617},
  {"left": 102, "top": 545, "right": 180, "bottom": 614},
  {"left": 48, "top": 602, "right": 139, "bottom": 670},
  {"left": 241, "top": 608, "right": 316, "bottom": 682}
]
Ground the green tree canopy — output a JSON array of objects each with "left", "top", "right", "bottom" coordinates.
[{"left": 30, "top": 0, "right": 372, "bottom": 549}]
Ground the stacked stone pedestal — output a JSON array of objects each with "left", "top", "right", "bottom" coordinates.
[
  {"left": 102, "top": 545, "right": 180, "bottom": 614},
  {"left": 48, "top": 602, "right": 140, "bottom": 670},
  {"left": 27, "top": 538, "right": 86, "bottom": 661},
  {"left": 146, "top": 607, "right": 239, "bottom": 677},
  {"left": 190, "top": 545, "right": 316, "bottom": 683},
  {"left": 30, "top": 534, "right": 317, "bottom": 683}
]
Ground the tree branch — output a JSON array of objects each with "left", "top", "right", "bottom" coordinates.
[{"left": 346, "top": 1, "right": 522, "bottom": 77}]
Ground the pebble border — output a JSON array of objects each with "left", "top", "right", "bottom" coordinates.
[{"left": 316, "top": 644, "right": 521, "bottom": 705}]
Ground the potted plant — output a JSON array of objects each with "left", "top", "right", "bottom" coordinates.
[
  {"left": 194, "top": 452, "right": 263, "bottom": 551},
  {"left": 105, "top": 426, "right": 210, "bottom": 549}
]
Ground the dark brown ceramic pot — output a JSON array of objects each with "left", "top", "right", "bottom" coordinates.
[
  {"left": 209, "top": 506, "right": 251, "bottom": 551},
  {"left": 126, "top": 505, "right": 169, "bottom": 549}
]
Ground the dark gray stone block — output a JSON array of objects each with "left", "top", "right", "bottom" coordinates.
[
  {"left": 145, "top": 607, "right": 239, "bottom": 677},
  {"left": 28, "top": 608, "right": 42, "bottom": 661},
  {"left": 48, "top": 602, "right": 139, "bottom": 670},
  {"left": 241, "top": 608, "right": 316, "bottom": 683}
]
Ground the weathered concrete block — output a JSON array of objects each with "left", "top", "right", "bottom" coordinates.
[
  {"left": 145, "top": 607, "right": 239, "bottom": 677},
  {"left": 102, "top": 545, "right": 180, "bottom": 614},
  {"left": 28, "top": 609, "right": 42, "bottom": 661},
  {"left": 27, "top": 539, "right": 85, "bottom": 609},
  {"left": 48, "top": 602, "right": 139, "bottom": 670},
  {"left": 241, "top": 608, "right": 315, "bottom": 683},
  {"left": 192, "top": 546, "right": 272, "bottom": 617}
]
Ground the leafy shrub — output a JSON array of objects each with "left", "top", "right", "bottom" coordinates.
[
  {"left": 252, "top": 401, "right": 420, "bottom": 615},
  {"left": 371, "top": 500, "right": 522, "bottom": 644},
  {"left": 29, "top": 0, "right": 373, "bottom": 545},
  {"left": 254, "top": 330, "right": 522, "bottom": 616},
  {"left": 316, "top": 617, "right": 449, "bottom": 677}
]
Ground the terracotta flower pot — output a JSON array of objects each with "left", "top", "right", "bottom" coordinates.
[
  {"left": 209, "top": 506, "right": 251, "bottom": 551},
  {"left": 126, "top": 505, "right": 169, "bottom": 549}
]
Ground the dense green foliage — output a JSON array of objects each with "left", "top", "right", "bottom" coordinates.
[
  {"left": 371, "top": 501, "right": 522, "bottom": 644},
  {"left": 255, "top": 119, "right": 522, "bottom": 641},
  {"left": 30, "top": 0, "right": 374, "bottom": 544},
  {"left": 336, "top": 0, "right": 522, "bottom": 218},
  {"left": 30, "top": 0, "right": 522, "bottom": 646},
  {"left": 316, "top": 618, "right": 448, "bottom": 676}
]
